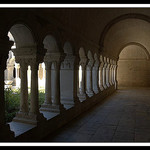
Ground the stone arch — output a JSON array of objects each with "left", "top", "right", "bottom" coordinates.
[
  {"left": 99, "top": 13, "right": 150, "bottom": 49},
  {"left": 43, "top": 34, "right": 60, "bottom": 53},
  {"left": 63, "top": 41, "right": 73, "bottom": 55},
  {"left": 40, "top": 24, "right": 64, "bottom": 54},
  {"left": 7, "top": 18, "right": 38, "bottom": 49},
  {"left": 117, "top": 42, "right": 150, "bottom": 87},
  {"left": 118, "top": 42, "right": 150, "bottom": 60},
  {"left": 79, "top": 47, "right": 86, "bottom": 58}
]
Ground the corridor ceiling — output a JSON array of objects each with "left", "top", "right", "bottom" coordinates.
[{"left": 4, "top": 7, "right": 150, "bottom": 60}]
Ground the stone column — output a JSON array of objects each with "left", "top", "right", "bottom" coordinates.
[
  {"left": 78, "top": 63, "right": 87, "bottom": 102},
  {"left": 29, "top": 62, "right": 39, "bottom": 115},
  {"left": 106, "top": 58, "right": 110, "bottom": 88},
  {"left": 86, "top": 64, "right": 94, "bottom": 97},
  {"left": 92, "top": 54, "right": 100, "bottom": 94},
  {"left": 109, "top": 59, "right": 113, "bottom": 86},
  {"left": 114, "top": 61, "right": 118, "bottom": 89},
  {"left": 112, "top": 60, "right": 115, "bottom": 85},
  {"left": 13, "top": 59, "right": 29, "bottom": 122},
  {"left": 51, "top": 60, "right": 65, "bottom": 113},
  {"left": 0, "top": 55, "right": 14, "bottom": 141},
  {"left": 40, "top": 62, "right": 52, "bottom": 111},
  {"left": 92, "top": 65, "right": 99, "bottom": 94},
  {"left": 0, "top": 38, "right": 14, "bottom": 141},
  {"left": 28, "top": 60, "right": 46, "bottom": 124},
  {"left": 0, "top": 59, "right": 6, "bottom": 126},
  {"left": 19, "top": 60, "right": 29, "bottom": 114},
  {"left": 44, "top": 62, "right": 52, "bottom": 104},
  {"left": 73, "top": 56, "right": 81, "bottom": 105},
  {"left": 15, "top": 63, "right": 21, "bottom": 88},
  {"left": 99, "top": 60, "right": 104, "bottom": 91},
  {"left": 60, "top": 55, "right": 80, "bottom": 108},
  {"left": 103, "top": 57, "right": 107, "bottom": 89}
]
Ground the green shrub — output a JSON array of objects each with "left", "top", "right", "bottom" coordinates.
[
  {"left": 4, "top": 88, "right": 20, "bottom": 123},
  {"left": 4, "top": 88, "right": 45, "bottom": 123}
]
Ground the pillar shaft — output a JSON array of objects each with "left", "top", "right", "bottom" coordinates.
[
  {"left": 109, "top": 64, "right": 113, "bottom": 86},
  {"left": 20, "top": 62, "right": 28, "bottom": 114},
  {"left": 80, "top": 65, "right": 86, "bottom": 95},
  {"left": 114, "top": 63, "right": 118, "bottom": 89},
  {"left": 103, "top": 63, "right": 107, "bottom": 89},
  {"left": 86, "top": 66, "right": 94, "bottom": 97},
  {"left": 44, "top": 62, "right": 52, "bottom": 104},
  {"left": 99, "top": 63, "right": 104, "bottom": 91},
  {"left": 30, "top": 63, "right": 39, "bottom": 115},
  {"left": 92, "top": 66, "right": 99, "bottom": 94},
  {"left": 106, "top": 64, "right": 110, "bottom": 87},
  {"left": 52, "top": 61, "right": 61, "bottom": 105},
  {"left": 112, "top": 65, "right": 115, "bottom": 84},
  {"left": 0, "top": 67, "right": 5, "bottom": 125},
  {"left": 73, "top": 57, "right": 80, "bottom": 103}
]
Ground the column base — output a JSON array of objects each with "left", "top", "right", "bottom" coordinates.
[
  {"left": 78, "top": 93, "right": 86, "bottom": 102},
  {"left": 100, "top": 85, "right": 104, "bottom": 91},
  {"left": 106, "top": 82, "right": 110, "bottom": 87},
  {"left": 0, "top": 124, "right": 14, "bottom": 141},
  {"left": 13, "top": 111, "right": 46, "bottom": 125},
  {"left": 86, "top": 90, "right": 94, "bottom": 97},
  {"left": 40, "top": 103, "right": 66, "bottom": 113},
  {"left": 93, "top": 88, "right": 99, "bottom": 94},
  {"left": 103, "top": 84, "right": 107, "bottom": 89},
  {"left": 61, "top": 98, "right": 80, "bottom": 109}
]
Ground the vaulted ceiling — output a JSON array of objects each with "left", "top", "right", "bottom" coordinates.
[{"left": 4, "top": 7, "right": 150, "bottom": 60}]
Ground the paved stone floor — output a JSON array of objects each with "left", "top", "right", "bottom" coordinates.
[{"left": 42, "top": 87, "right": 150, "bottom": 143}]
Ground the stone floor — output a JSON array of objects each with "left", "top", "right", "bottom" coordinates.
[{"left": 42, "top": 87, "right": 150, "bottom": 143}]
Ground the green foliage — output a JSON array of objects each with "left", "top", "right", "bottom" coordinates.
[
  {"left": 38, "top": 89, "right": 45, "bottom": 107},
  {"left": 4, "top": 88, "right": 45, "bottom": 123},
  {"left": 4, "top": 88, "right": 20, "bottom": 123}
]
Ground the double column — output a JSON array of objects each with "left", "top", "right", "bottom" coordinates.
[
  {"left": 99, "top": 55, "right": 104, "bottom": 91},
  {"left": 92, "top": 54, "right": 100, "bottom": 94},
  {"left": 60, "top": 54, "right": 80, "bottom": 108},
  {"left": 113, "top": 60, "right": 118, "bottom": 89},
  {"left": 106, "top": 58, "right": 111, "bottom": 88},
  {"left": 12, "top": 46, "right": 46, "bottom": 125},
  {"left": 40, "top": 53, "right": 65, "bottom": 113},
  {"left": 102, "top": 57, "right": 107, "bottom": 89},
  {"left": 86, "top": 64, "right": 94, "bottom": 97}
]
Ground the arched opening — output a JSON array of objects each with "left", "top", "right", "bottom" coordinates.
[
  {"left": 40, "top": 34, "right": 66, "bottom": 114},
  {"left": 117, "top": 43, "right": 150, "bottom": 88},
  {"left": 5, "top": 23, "right": 41, "bottom": 124}
]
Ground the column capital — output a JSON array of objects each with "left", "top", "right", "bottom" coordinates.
[
  {"left": 16, "top": 58, "right": 28, "bottom": 70},
  {"left": 61, "top": 55, "right": 75, "bottom": 70},
  {"left": 44, "top": 61, "right": 51, "bottom": 70},
  {"left": 79, "top": 57, "right": 87, "bottom": 68},
  {"left": 44, "top": 52, "right": 66, "bottom": 63}
]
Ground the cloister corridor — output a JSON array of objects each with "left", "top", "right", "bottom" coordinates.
[
  {"left": 42, "top": 87, "right": 150, "bottom": 142},
  {"left": 3, "top": 7, "right": 150, "bottom": 146}
]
